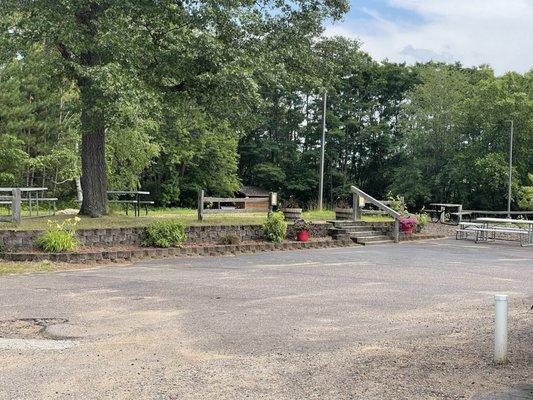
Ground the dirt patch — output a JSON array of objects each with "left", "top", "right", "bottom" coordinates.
[{"left": 0, "top": 318, "right": 68, "bottom": 339}]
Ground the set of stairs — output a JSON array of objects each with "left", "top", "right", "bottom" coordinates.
[{"left": 328, "top": 220, "right": 394, "bottom": 246}]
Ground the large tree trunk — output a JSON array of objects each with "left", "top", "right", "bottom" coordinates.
[
  {"left": 71, "top": 3, "right": 108, "bottom": 217},
  {"left": 78, "top": 77, "right": 108, "bottom": 217},
  {"left": 79, "top": 106, "right": 108, "bottom": 217}
]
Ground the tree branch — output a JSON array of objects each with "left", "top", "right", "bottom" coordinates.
[{"left": 56, "top": 43, "right": 71, "bottom": 60}]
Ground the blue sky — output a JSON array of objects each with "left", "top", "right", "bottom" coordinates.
[{"left": 325, "top": 0, "right": 533, "bottom": 74}]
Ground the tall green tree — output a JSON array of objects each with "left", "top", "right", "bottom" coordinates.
[
  {"left": 2, "top": 0, "right": 348, "bottom": 216},
  {"left": 0, "top": 45, "right": 79, "bottom": 193}
]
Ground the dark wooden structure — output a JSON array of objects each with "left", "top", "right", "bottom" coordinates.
[{"left": 197, "top": 189, "right": 276, "bottom": 221}]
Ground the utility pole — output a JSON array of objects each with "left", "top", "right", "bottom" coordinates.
[
  {"left": 318, "top": 92, "right": 327, "bottom": 211},
  {"left": 507, "top": 120, "right": 513, "bottom": 218}
]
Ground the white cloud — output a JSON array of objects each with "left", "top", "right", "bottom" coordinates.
[{"left": 325, "top": 0, "right": 533, "bottom": 74}]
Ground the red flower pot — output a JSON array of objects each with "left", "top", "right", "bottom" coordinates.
[{"left": 296, "top": 230, "right": 309, "bottom": 242}]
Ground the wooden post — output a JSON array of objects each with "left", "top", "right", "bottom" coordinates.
[
  {"left": 458, "top": 204, "right": 463, "bottom": 225},
  {"left": 352, "top": 193, "right": 361, "bottom": 221},
  {"left": 394, "top": 218, "right": 400, "bottom": 243},
  {"left": 197, "top": 190, "right": 204, "bottom": 222},
  {"left": 355, "top": 195, "right": 363, "bottom": 221},
  {"left": 11, "top": 189, "right": 21, "bottom": 225},
  {"left": 352, "top": 193, "right": 356, "bottom": 221}
]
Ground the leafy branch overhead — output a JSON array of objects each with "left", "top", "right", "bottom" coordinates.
[{"left": 0, "top": 1, "right": 531, "bottom": 214}]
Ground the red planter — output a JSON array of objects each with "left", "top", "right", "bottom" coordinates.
[{"left": 296, "top": 230, "right": 309, "bottom": 242}]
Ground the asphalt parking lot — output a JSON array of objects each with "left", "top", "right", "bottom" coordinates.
[{"left": 0, "top": 239, "right": 532, "bottom": 399}]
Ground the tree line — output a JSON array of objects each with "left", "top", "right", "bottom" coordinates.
[{"left": 1, "top": 1, "right": 532, "bottom": 215}]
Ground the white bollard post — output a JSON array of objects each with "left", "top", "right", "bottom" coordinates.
[{"left": 494, "top": 294, "right": 508, "bottom": 364}]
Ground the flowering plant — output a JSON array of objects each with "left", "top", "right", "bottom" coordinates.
[
  {"left": 399, "top": 215, "right": 418, "bottom": 234},
  {"left": 36, "top": 217, "right": 81, "bottom": 252},
  {"left": 293, "top": 219, "right": 312, "bottom": 233}
]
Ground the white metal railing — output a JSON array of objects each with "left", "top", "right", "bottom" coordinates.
[{"left": 350, "top": 186, "right": 401, "bottom": 243}]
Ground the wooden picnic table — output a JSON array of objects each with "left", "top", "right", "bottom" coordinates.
[{"left": 107, "top": 190, "right": 153, "bottom": 217}]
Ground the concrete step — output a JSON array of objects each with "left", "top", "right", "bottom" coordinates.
[
  {"left": 349, "top": 230, "right": 385, "bottom": 238},
  {"left": 340, "top": 225, "right": 377, "bottom": 231},
  {"left": 354, "top": 235, "right": 391, "bottom": 243},
  {"left": 328, "top": 220, "right": 368, "bottom": 228},
  {"left": 357, "top": 239, "right": 395, "bottom": 246}
]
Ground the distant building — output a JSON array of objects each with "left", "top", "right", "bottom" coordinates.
[{"left": 235, "top": 186, "right": 271, "bottom": 210}]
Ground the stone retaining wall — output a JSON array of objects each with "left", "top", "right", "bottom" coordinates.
[
  {"left": 3, "top": 239, "right": 352, "bottom": 263},
  {"left": 0, "top": 223, "right": 331, "bottom": 251}
]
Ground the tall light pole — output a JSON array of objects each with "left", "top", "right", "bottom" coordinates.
[
  {"left": 507, "top": 120, "right": 514, "bottom": 218},
  {"left": 318, "top": 92, "right": 327, "bottom": 211}
]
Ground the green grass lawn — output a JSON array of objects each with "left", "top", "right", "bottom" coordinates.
[{"left": 0, "top": 207, "right": 392, "bottom": 231}]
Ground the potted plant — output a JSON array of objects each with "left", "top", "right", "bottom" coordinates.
[
  {"left": 399, "top": 215, "right": 418, "bottom": 234},
  {"left": 293, "top": 219, "right": 312, "bottom": 242},
  {"left": 334, "top": 199, "right": 353, "bottom": 220},
  {"left": 281, "top": 197, "right": 302, "bottom": 221}
]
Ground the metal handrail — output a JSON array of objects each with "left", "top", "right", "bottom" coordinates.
[{"left": 350, "top": 186, "right": 401, "bottom": 243}]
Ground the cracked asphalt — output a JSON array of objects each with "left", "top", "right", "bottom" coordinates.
[{"left": 0, "top": 239, "right": 532, "bottom": 399}]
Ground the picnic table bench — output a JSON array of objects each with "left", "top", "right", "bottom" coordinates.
[
  {"left": 107, "top": 190, "right": 154, "bottom": 216},
  {"left": 0, "top": 187, "right": 57, "bottom": 216},
  {"left": 456, "top": 218, "right": 533, "bottom": 247}
]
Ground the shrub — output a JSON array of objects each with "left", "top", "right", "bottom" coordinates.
[
  {"left": 335, "top": 198, "right": 351, "bottom": 209},
  {"left": 518, "top": 175, "right": 533, "bottom": 210},
  {"left": 36, "top": 217, "right": 80, "bottom": 253},
  {"left": 263, "top": 212, "right": 287, "bottom": 243},
  {"left": 387, "top": 193, "right": 407, "bottom": 214},
  {"left": 142, "top": 220, "right": 187, "bottom": 248},
  {"left": 282, "top": 196, "right": 300, "bottom": 209},
  {"left": 293, "top": 219, "right": 312, "bottom": 233},
  {"left": 416, "top": 213, "right": 429, "bottom": 231},
  {"left": 399, "top": 215, "right": 418, "bottom": 233},
  {"left": 219, "top": 233, "right": 241, "bottom": 245}
]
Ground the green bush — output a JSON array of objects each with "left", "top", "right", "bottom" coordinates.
[
  {"left": 36, "top": 230, "right": 78, "bottom": 253},
  {"left": 416, "top": 213, "right": 429, "bottom": 231},
  {"left": 518, "top": 175, "right": 533, "bottom": 210},
  {"left": 142, "top": 220, "right": 187, "bottom": 248},
  {"left": 387, "top": 193, "right": 407, "bottom": 214},
  {"left": 36, "top": 217, "right": 80, "bottom": 252},
  {"left": 263, "top": 212, "right": 287, "bottom": 243}
]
